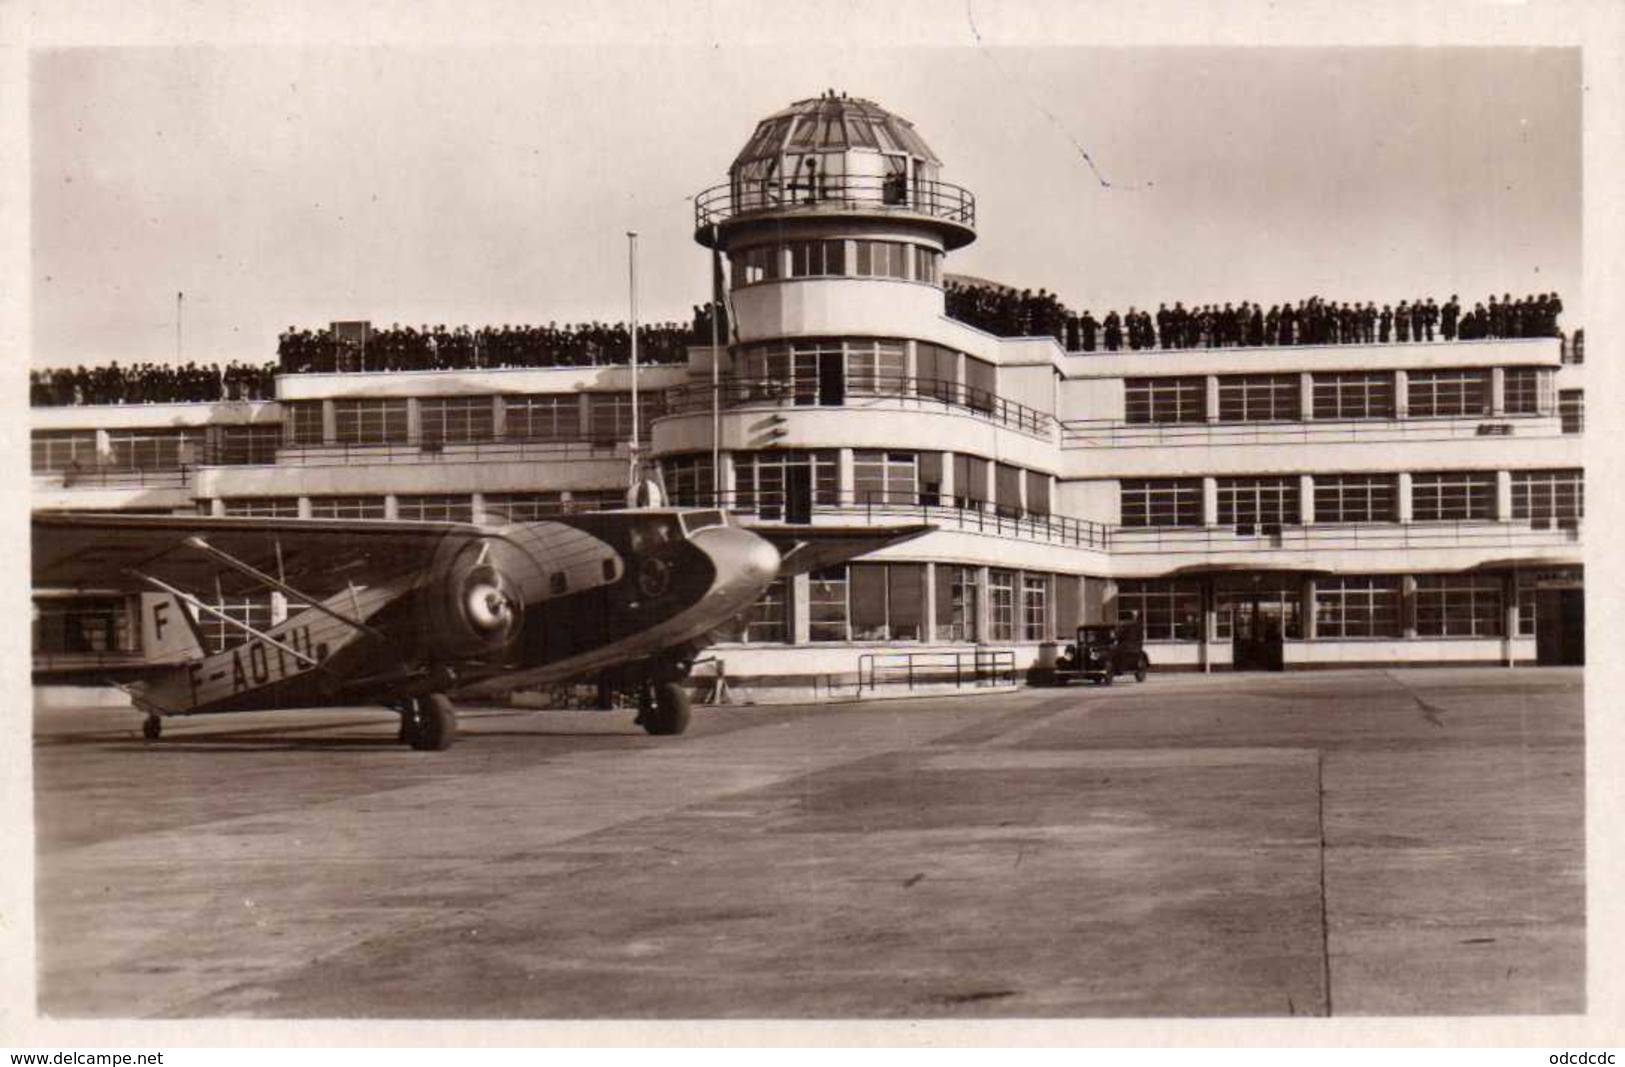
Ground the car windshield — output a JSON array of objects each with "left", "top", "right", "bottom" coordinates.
[{"left": 1079, "top": 626, "right": 1117, "bottom": 645}]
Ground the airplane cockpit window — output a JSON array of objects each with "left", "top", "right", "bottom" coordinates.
[
  {"left": 629, "top": 520, "right": 678, "bottom": 554},
  {"left": 679, "top": 510, "right": 727, "bottom": 537}
]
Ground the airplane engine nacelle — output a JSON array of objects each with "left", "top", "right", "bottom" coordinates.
[{"left": 420, "top": 536, "right": 532, "bottom": 661}]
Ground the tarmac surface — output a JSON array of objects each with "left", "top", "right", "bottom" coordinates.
[{"left": 32, "top": 668, "right": 1584, "bottom": 1019}]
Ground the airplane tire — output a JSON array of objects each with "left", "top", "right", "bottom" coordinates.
[
  {"left": 408, "top": 693, "right": 458, "bottom": 751},
  {"left": 142, "top": 715, "right": 162, "bottom": 741},
  {"left": 640, "top": 681, "right": 691, "bottom": 737},
  {"left": 1135, "top": 657, "right": 1148, "bottom": 683}
]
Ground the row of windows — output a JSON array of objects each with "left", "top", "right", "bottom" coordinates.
[
  {"left": 733, "top": 339, "right": 1000, "bottom": 413},
  {"left": 1120, "top": 470, "right": 1583, "bottom": 526},
  {"left": 673, "top": 450, "right": 1052, "bottom": 519},
  {"left": 31, "top": 429, "right": 206, "bottom": 473},
  {"left": 1119, "top": 574, "right": 1524, "bottom": 641},
  {"left": 216, "top": 491, "right": 627, "bottom": 521},
  {"left": 721, "top": 564, "right": 1061, "bottom": 645},
  {"left": 731, "top": 239, "right": 943, "bottom": 287},
  {"left": 281, "top": 393, "right": 665, "bottom": 447},
  {"left": 1126, "top": 368, "right": 1552, "bottom": 424}
]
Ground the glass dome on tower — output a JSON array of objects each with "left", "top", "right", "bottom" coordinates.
[{"left": 695, "top": 91, "right": 975, "bottom": 249}]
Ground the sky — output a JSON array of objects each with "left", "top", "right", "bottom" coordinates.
[{"left": 28, "top": 44, "right": 1581, "bottom": 367}]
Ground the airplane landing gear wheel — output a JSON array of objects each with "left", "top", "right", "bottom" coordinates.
[
  {"left": 142, "top": 714, "right": 162, "bottom": 741},
  {"left": 401, "top": 692, "right": 458, "bottom": 751},
  {"left": 639, "top": 681, "right": 691, "bottom": 737},
  {"left": 1135, "top": 656, "right": 1148, "bottom": 683}
]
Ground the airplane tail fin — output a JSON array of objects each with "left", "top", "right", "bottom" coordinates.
[{"left": 139, "top": 591, "right": 208, "bottom": 663}]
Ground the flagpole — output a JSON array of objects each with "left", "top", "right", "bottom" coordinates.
[
  {"left": 627, "top": 230, "right": 640, "bottom": 495},
  {"left": 710, "top": 225, "right": 722, "bottom": 507},
  {"left": 176, "top": 291, "right": 183, "bottom": 362}
]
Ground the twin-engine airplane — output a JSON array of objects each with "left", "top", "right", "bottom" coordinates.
[{"left": 32, "top": 508, "right": 928, "bottom": 749}]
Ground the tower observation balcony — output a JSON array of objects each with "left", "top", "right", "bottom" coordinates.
[
  {"left": 694, "top": 91, "right": 976, "bottom": 251},
  {"left": 693, "top": 176, "right": 976, "bottom": 249}
]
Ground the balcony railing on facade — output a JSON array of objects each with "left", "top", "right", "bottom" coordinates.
[
  {"left": 694, "top": 175, "right": 976, "bottom": 236},
  {"left": 666, "top": 375, "right": 1053, "bottom": 438},
  {"left": 1060, "top": 413, "right": 1569, "bottom": 449},
  {"left": 669, "top": 489, "right": 1109, "bottom": 550},
  {"left": 1109, "top": 517, "right": 1581, "bottom": 556},
  {"left": 34, "top": 464, "right": 193, "bottom": 489},
  {"left": 217, "top": 436, "right": 633, "bottom": 469}
]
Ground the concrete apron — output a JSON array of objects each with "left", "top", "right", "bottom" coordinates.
[{"left": 39, "top": 693, "right": 1335, "bottom": 1019}]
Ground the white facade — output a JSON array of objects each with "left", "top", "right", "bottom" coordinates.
[{"left": 30, "top": 93, "right": 1586, "bottom": 691}]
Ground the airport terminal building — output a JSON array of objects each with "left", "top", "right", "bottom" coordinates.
[{"left": 30, "top": 94, "right": 1586, "bottom": 695}]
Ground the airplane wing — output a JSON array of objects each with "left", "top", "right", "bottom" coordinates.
[
  {"left": 32, "top": 512, "right": 487, "bottom": 597},
  {"left": 746, "top": 523, "right": 934, "bottom": 578}
]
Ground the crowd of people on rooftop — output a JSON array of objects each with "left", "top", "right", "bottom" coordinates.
[
  {"left": 29, "top": 361, "right": 276, "bottom": 407},
  {"left": 945, "top": 280, "right": 1565, "bottom": 352},
  {"left": 275, "top": 315, "right": 721, "bottom": 374},
  {"left": 29, "top": 287, "right": 1571, "bottom": 407}
]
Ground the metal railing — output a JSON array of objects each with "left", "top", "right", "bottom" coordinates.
[
  {"left": 857, "top": 648, "right": 1016, "bottom": 691},
  {"left": 1110, "top": 518, "right": 1581, "bottom": 555},
  {"left": 1060, "top": 413, "right": 1566, "bottom": 448},
  {"left": 670, "top": 490, "right": 1113, "bottom": 550},
  {"left": 205, "top": 437, "right": 631, "bottom": 469},
  {"left": 694, "top": 174, "right": 976, "bottom": 231},
  {"left": 36, "top": 465, "right": 193, "bottom": 488},
  {"left": 666, "top": 375, "right": 1053, "bottom": 437}
]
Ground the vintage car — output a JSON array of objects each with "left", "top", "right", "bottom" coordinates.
[{"left": 1038, "top": 621, "right": 1150, "bottom": 686}]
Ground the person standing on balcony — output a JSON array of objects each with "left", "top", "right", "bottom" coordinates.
[{"left": 1442, "top": 295, "right": 1460, "bottom": 340}]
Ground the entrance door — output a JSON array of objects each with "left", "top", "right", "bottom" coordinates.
[
  {"left": 784, "top": 464, "right": 813, "bottom": 525},
  {"left": 1535, "top": 588, "right": 1585, "bottom": 665},
  {"left": 1232, "top": 599, "right": 1286, "bottom": 671},
  {"left": 818, "top": 349, "right": 845, "bottom": 407}
]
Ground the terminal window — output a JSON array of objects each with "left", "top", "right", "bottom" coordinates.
[
  {"left": 222, "top": 497, "right": 299, "bottom": 518},
  {"left": 105, "top": 429, "right": 199, "bottom": 470},
  {"left": 333, "top": 399, "right": 409, "bottom": 444},
  {"left": 1559, "top": 390, "right": 1583, "bottom": 434},
  {"left": 662, "top": 455, "right": 716, "bottom": 507},
  {"left": 808, "top": 567, "right": 850, "bottom": 642},
  {"left": 1414, "top": 574, "right": 1504, "bottom": 637},
  {"left": 1217, "top": 477, "right": 1299, "bottom": 527},
  {"left": 215, "top": 424, "right": 283, "bottom": 465},
  {"left": 719, "top": 577, "right": 789, "bottom": 644},
  {"left": 309, "top": 496, "right": 386, "bottom": 520},
  {"left": 1021, "top": 574, "right": 1051, "bottom": 642},
  {"left": 1312, "top": 372, "right": 1394, "bottom": 420},
  {"left": 850, "top": 562, "right": 925, "bottom": 641},
  {"left": 31, "top": 430, "right": 98, "bottom": 473},
  {"left": 935, "top": 565, "right": 980, "bottom": 642},
  {"left": 1314, "top": 576, "right": 1401, "bottom": 638},
  {"left": 1511, "top": 469, "right": 1583, "bottom": 523},
  {"left": 1126, "top": 377, "right": 1206, "bottom": 424},
  {"left": 854, "top": 239, "right": 909, "bottom": 279},
  {"left": 1411, "top": 471, "right": 1495, "bottom": 521},
  {"left": 482, "top": 492, "right": 563, "bottom": 523},
  {"left": 396, "top": 495, "right": 474, "bottom": 523},
  {"left": 420, "top": 396, "right": 496, "bottom": 444},
  {"left": 1115, "top": 580, "right": 1201, "bottom": 641},
  {"left": 1501, "top": 368, "right": 1548, "bottom": 415},
  {"left": 987, "top": 569, "right": 1017, "bottom": 641},
  {"left": 1120, "top": 479, "right": 1202, "bottom": 527},
  {"left": 284, "top": 401, "right": 325, "bottom": 446},
  {"left": 34, "top": 596, "right": 135, "bottom": 655},
  {"left": 1407, "top": 369, "right": 1488, "bottom": 418},
  {"left": 504, "top": 395, "right": 579, "bottom": 441},
  {"left": 1217, "top": 374, "right": 1300, "bottom": 422},
  {"left": 1314, "top": 474, "right": 1398, "bottom": 524}
]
